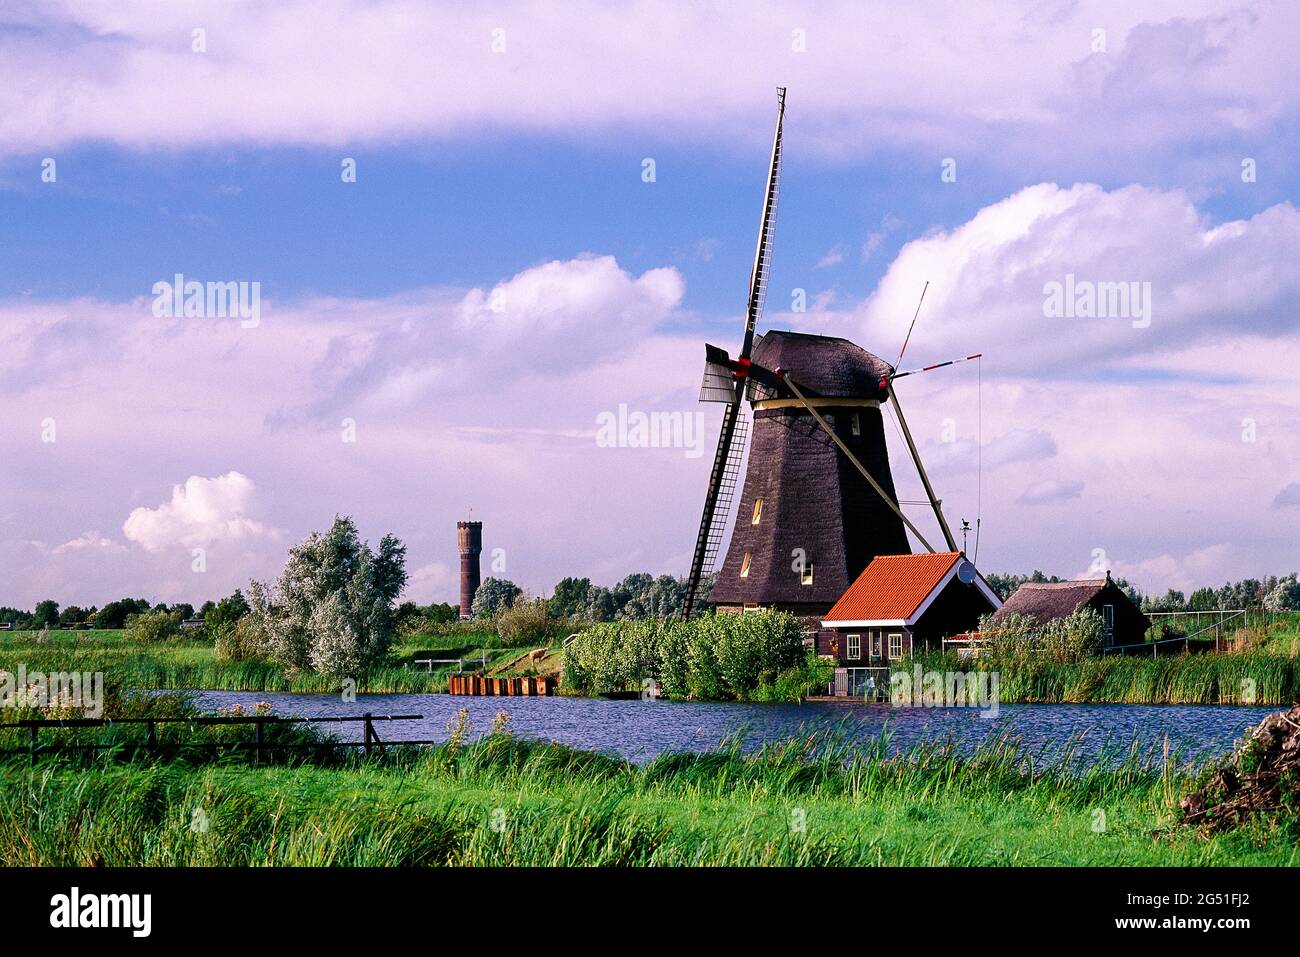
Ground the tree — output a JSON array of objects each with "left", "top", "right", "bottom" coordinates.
[
  {"left": 471, "top": 577, "right": 521, "bottom": 619},
  {"left": 1187, "top": 587, "right": 1218, "bottom": 611},
  {"left": 32, "top": 600, "right": 59, "bottom": 629},
  {"left": 248, "top": 517, "right": 408, "bottom": 676},
  {"left": 1143, "top": 589, "right": 1187, "bottom": 613},
  {"left": 548, "top": 577, "right": 591, "bottom": 619},
  {"left": 0, "top": 607, "right": 32, "bottom": 628},
  {"left": 58, "top": 605, "right": 90, "bottom": 627},
  {"left": 95, "top": 598, "right": 151, "bottom": 629},
  {"left": 1265, "top": 575, "right": 1300, "bottom": 612},
  {"left": 206, "top": 590, "right": 250, "bottom": 630},
  {"left": 583, "top": 585, "right": 617, "bottom": 622},
  {"left": 395, "top": 601, "right": 459, "bottom": 634}
]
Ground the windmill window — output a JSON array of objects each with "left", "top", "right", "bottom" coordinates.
[
  {"left": 740, "top": 552, "right": 752, "bottom": 578},
  {"left": 846, "top": 634, "right": 861, "bottom": 660},
  {"left": 851, "top": 413, "right": 861, "bottom": 436},
  {"left": 801, "top": 562, "right": 814, "bottom": 585},
  {"left": 751, "top": 498, "right": 764, "bottom": 524}
]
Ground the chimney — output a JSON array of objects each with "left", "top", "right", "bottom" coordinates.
[{"left": 457, "top": 521, "right": 483, "bottom": 619}]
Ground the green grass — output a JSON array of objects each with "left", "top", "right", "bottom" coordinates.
[
  {"left": 6, "top": 623, "right": 1299, "bottom": 705},
  {"left": 1, "top": 727, "right": 1294, "bottom": 866},
  {"left": 0, "top": 630, "right": 525, "bottom": 694}
]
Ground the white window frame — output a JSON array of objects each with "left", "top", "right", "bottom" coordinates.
[
  {"left": 851, "top": 413, "right": 861, "bottom": 436},
  {"left": 846, "top": 633, "right": 861, "bottom": 660},
  {"left": 888, "top": 632, "right": 903, "bottom": 660},
  {"left": 801, "top": 561, "right": 814, "bottom": 585}
]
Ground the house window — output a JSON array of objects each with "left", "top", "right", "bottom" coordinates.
[
  {"left": 743, "top": 603, "right": 761, "bottom": 614},
  {"left": 846, "top": 634, "right": 861, "bottom": 660},
  {"left": 801, "top": 561, "right": 814, "bottom": 585},
  {"left": 740, "top": 552, "right": 751, "bottom": 577},
  {"left": 888, "top": 632, "right": 903, "bottom": 660},
  {"left": 851, "top": 413, "right": 861, "bottom": 436},
  {"left": 751, "top": 498, "right": 764, "bottom": 524}
]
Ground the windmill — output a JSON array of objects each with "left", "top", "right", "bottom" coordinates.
[
  {"left": 680, "top": 86, "right": 786, "bottom": 618},
  {"left": 682, "top": 89, "right": 982, "bottom": 619}
]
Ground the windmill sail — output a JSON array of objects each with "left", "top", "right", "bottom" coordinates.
[{"left": 683, "top": 87, "right": 786, "bottom": 619}]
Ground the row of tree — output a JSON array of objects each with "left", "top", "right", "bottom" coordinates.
[
  {"left": 0, "top": 595, "right": 246, "bottom": 630},
  {"left": 983, "top": 571, "right": 1300, "bottom": 613},
  {"left": 469, "top": 572, "right": 714, "bottom": 623}
]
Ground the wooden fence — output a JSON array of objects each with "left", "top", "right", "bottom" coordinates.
[{"left": 447, "top": 674, "right": 555, "bottom": 696}]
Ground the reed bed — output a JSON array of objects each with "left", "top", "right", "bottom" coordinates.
[
  {"left": 914, "top": 650, "right": 1296, "bottom": 705},
  {"left": 1, "top": 719, "right": 1295, "bottom": 866}
]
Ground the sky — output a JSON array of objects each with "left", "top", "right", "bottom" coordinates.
[{"left": 2, "top": 0, "right": 1298, "bottom": 609}]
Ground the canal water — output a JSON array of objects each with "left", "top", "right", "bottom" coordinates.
[{"left": 192, "top": 690, "right": 1274, "bottom": 766}]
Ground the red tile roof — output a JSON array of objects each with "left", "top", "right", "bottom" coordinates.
[{"left": 823, "top": 551, "right": 963, "bottom": 622}]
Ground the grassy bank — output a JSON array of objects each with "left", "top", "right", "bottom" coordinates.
[
  {"left": 0, "top": 629, "right": 526, "bottom": 694},
  {"left": 5, "top": 625, "right": 1297, "bottom": 706},
  {"left": 1, "top": 725, "right": 1294, "bottom": 866}
]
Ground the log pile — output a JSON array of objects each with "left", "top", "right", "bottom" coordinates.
[{"left": 1180, "top": 704, "right": 1300, "bottom": 833}]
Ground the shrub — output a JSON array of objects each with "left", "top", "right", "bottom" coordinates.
[
  {"left": 562, "top": 610, "right": 806, "bottom": 700},
  {"left": 496, "top": 599, "right": 559, "bottom": 647},
  {"left": 981, "top": 608, "right": 1104, "bottom": 666},
  {"left": 125, "top": 610, "right": 183, "bottom": 643},
  {"left": 752, "top": 651, "right": 837, "bottom": 702},
  {"left": 213, "top": 616, "right": 272, "bottom": 662}
]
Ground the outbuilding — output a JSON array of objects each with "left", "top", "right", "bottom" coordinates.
[
  {"left": 819, "top": 551, "right": 1001, "bottom": 696},
  {"left": 987, "top": 572, "right": 1148, "bottom": 648}
]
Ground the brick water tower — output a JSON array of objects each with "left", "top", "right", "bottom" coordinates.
[{"left": 457, "top": 520, "right": 483, "bottom": 619}]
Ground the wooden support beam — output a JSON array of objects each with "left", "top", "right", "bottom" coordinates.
[{"left": 781, "top": 375, "right": 936, "bottom": 553}]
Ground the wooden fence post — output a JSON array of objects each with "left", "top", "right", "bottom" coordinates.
[
  {"left": 363, "top": 713, "right": 373, "bottom": 756},
  {"left": 254, "top": 717, "right": 263, "bottom": 765}
]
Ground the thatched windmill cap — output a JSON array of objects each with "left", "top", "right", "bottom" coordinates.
[{"left": 752, "top": 330, "right": 893, "bottom": 400}]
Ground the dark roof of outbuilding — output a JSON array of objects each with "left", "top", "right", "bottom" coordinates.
[
  {"left": 751, "top": 330, "right": 893, "bottom": 401},
  {"left": 988, "top": 580, "right": 1108, "bottom": 624}
]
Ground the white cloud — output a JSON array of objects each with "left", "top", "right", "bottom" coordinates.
[
  {"left": 52, "top": 531, "right": 124, "bottom": 555},
  {"left": 1274, "top": 483, "right": 1300, "bottom": 508},
  {"left": 1, "top": 2, "right": 1296, "bottom": 173},
  {"left": 855, "top": 183, "right": 1300, "bottom": 377},
  {"left": 405, "top": 562, "right": 457, "bottom": 603},
  {"left": 122, "top": 472, "right": 277, "bottom": 551},
  {"left": 1017, "top": 478, "right": 1084, "bottom": 505},
  {"left": 815, "top": 246, "right": 847, "bottom": 269},
  {"left": 1106, "top": 545, "right": 1246, "bottom": 596}
]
